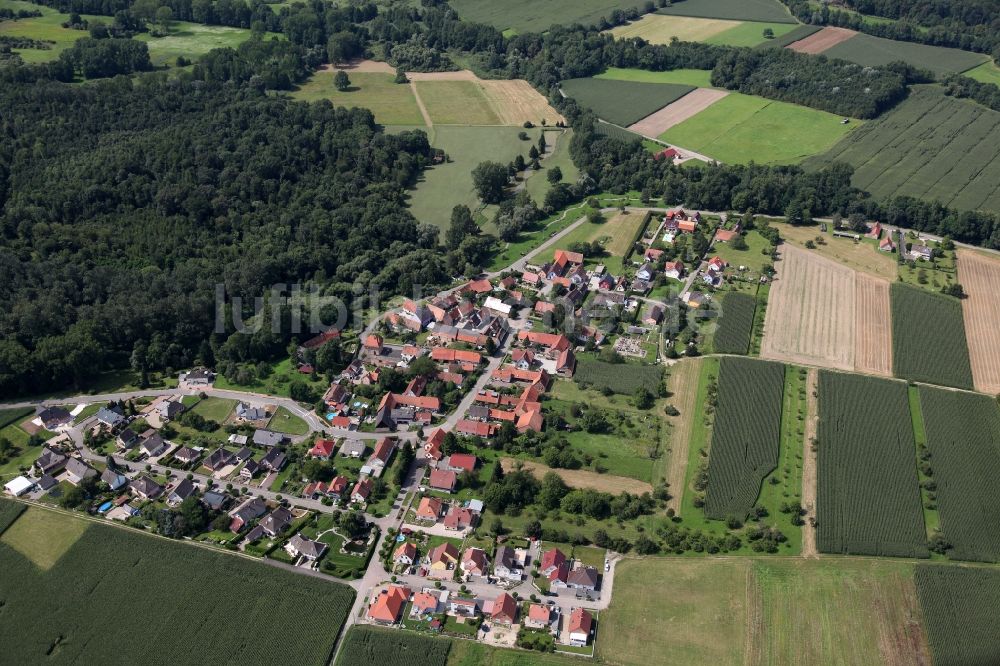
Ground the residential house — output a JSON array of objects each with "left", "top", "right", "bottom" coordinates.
[
  {"left": 368, "top": 585, "right": 411, "bottom": 624},
  {"left": 201, "top": 491, "right": 228, "bottom": 511},
  {"left": 635, "top": 263, "right": 655, "bottom": 282},
  {"left": 567, "top": 565, "right": 600, "bottom": 591},
  {"left": 351, "top": 478, "right": 374, "bottom": 504},
  {"left": 228, "top": 434, "right": 249, "bottom": 446},
  {"left": 555, "top": 348, "right": 576, "bottom": 377},
  {"left": 285, "top": 533, "right": 327, "bottom": 561},
  {"left": 235, "top": 402, "right": 267, "bottom": 421},
  {"left": 173, "top": 446, "right": 201, "bottom": 465},
  {"left": 322, "top": 383, "right": 350, "bottom": 409},
  {"left": 364, "top": 334, "right": 385, "bottom": 354},
  {"left": 548, "top": 561, "right": 570, "bottom": 587},
  {"left": 428, "top": 469, "right": 457, "bottom": 493},
  {"left": 456, "top": 419, "right": 496, "bottom": 438},
  {"left": 511, "top": 349, "right": 535, "bottom": 370},
  {"left": 260, "top": 506, "right": 293, "bottom": 537},
  {"left": 36, "top": 406, "right": 72, "bottom": 430},
  {"left": 911, "top": 244, "right": 934, "bottom": 261},
  {"left": 467, "top": 405, "right": 491, "bottom": 422},
  {"left": 228, "top": 496, "right": 267, "bottom": 532},
  {"left": 447, "top": 598, "right": 479, "bottom": 618},
  {"left": 167, "top": 478, "right": 196, "bottom": 507},
  {"left": 95, "top": 406, "right": 126, "bottom": 429},
  {"left": 340, "top": 439, "right": 367, "bottom": 458},
  {"left": 644, "top": 247, "right": 665, "bottom": 262},
  {"left": 140, "top": 431, "right": 168, "bottom": 458},
  {"left": 426, "top": 542, "right": 459, "bottom": 578},
  {"left": 393, "top": 541, "right": 418, "bottom": 567},
  {"left": 327, "top": 476, "right": 349, "bottom": 501},
  {"left": 240, "top": 459, "right": 260, "bottom": 481},
  {"left": 64, "top": 458, "right": 96, "bottom": 485},
  {"left": 129, "top": 476, "right": 164, "bottom": 501},
  {"left": 253, "top": 429, "right": 286, "bottom": 447},
  {"left": 416, "top": 496, "right": 444, "bottom": 522},
  {"left": 182, "top": 368, "right": 214, "bottom": 385},
  {"left": 664, "top": 260, "right": 684, "bottom": 280},
  {"left": 643, "top": 304, "right": 664, "bottom": 326},
  {"left": 424, "top": 428, "right": 446, "bottom": 462},
  {"left": 157, "top": 400, "right": 185, "bottom": 421},
  {"left": 202, "top": 448, "right": 234, "bottom": 473},
  {"left": 234, "top": 447, "right": 253, "bottom": 463},
  {"left": 100, "top": 468, "right": 128, "bottom": 491},
  {"left": 494, "top": 546, "right": 523, "bottom": 582},
  {"left": 568, "top": 608, "right": 594, "bottom": 646},
  {"left": 34, "top": 447, "right": 67, "bottom": 476},
  {"left": 442, "top": 506, "right": 477, "bottom": 531},
  {"left": 260, "top": 448, "right": 287, "bottom": 472},
  {"left": 460, "top": 547, "right": 489, "bottom": 577},
  {"left": 117, "top": 428, "right": 140, "bottom": 450},
  {"left": 444, "top": 453, "right": 476, "bottom": 475},
  {"left": 525, "top": 604, "right": 554, "bottom": 630},
  {"left": 483, "top": 296, "right": 512, "bottom": 317},
  {"left": 540, "top": 548, "right": 567, "bottom": 576},
  {"left": 879, "top": 234, "right": 896, "bottom": 252},
  {"left": 308, "top": 439, "right": 336, "bottom": 459},
  {"left": 367, "top": 438, "right": 396, "bottom": 473},
  {"left": 714, "top": 228, "right": 739, "bottom": 243},
  {"left": 491, "top": 593, "right": 518, "bottom": 625},
  {"left": 410, "top": 591, "right": 439, "bottom": 618}
]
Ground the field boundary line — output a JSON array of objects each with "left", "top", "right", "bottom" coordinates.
[
  {"left": 801, "top": 368, "right": 819, "bottom": 558},
  {"left": 409, "top": 82, "right": 433, "bottom": 128}
]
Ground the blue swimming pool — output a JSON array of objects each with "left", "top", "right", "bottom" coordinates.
[{"left": 98, "top": 501, "right": 113, "bottom": 513}]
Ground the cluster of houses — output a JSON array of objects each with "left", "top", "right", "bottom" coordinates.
[
  {"left": 298, "top": 436, "right": 397, "bottom": 508},
  {"left": 367, "top": 575, "right": 596, "bottom": 648}
]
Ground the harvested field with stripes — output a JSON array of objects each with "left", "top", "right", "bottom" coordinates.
[
  {"left": 786, "top": 26, "right": 856, "bottom": 54},
  {"left": 628, "top": 88, "right": 728, "bottom": 137},
  {"left": 957, "top": 249, "right": 1000, "bottom": 395},
  {"left": 609, "top": 14, "right": 741, "bottom": 43},
  {"left": 760, "top": 245, "right": 856, "bottom": 371},
  {"left": 855, "top": 274, "right": 893, "bottom": 377}
]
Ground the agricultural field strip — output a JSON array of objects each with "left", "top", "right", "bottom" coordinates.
[
  {"left": 853, "top": 274, "right": 893, "bottom": 377},
  {"left": 918, "top": 387, "right": 1000, "bottom": 562},
  {"left": 655, "top": 0, "right": 797, "bottom": 23},
  {"left": 811, "top": 88, "right": 1000, "bottom": 214},
  {"left": 915, "top": 565, "right": 1000, "bottom": 666},
  {"left": 816, "top": 371, "right": 928, "bottom": 558},
  {"left": 560, "top": 77, "right": 696, "bottom": 127},
  {"left": 891, "top": 283, "right": 975, "bottom": 390},
  {"left": 713, "top": 292, "right": 756, "bottom": 354},
  {"left": 665, "top": 359, "right": 701, "bottom": 515},
  {"left": 785, "top": 26, "right": 857, "bottom": 54},
  {"left": 704, "top": 357, "right": 785, "bottom": 520},
  {"left": 957, "top": 249, "right": 1000, "bottom": 394},
  {"left": 822, "top": 32, "right": 987, "bottom": 76}
]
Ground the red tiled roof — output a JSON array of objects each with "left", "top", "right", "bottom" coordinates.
[
  {"left": 541, "top": 547, "right": 566, "bottom": 572},
  {"left": 568, "top": 607, "right": 593, "bottom": 635},
  {"left": 416, "top": 496, "right": 443, "bottom": 520},
  {"left": 368, "top": 586, "right": 411, "bottom": 623},
  {"left": 492, "top": 593, "right": 518, "bottom": 623},
  {"left": 431, "top": 348, "right": 482, "bottom": 364},
  {"left": 457, "top": 419, "right": 497, "bottom": 437},
  {"left": 308, "top": 439, "right": 336, "bottom": 458},
  {"left": 428, "top": 469, "right": 457, "bottom": 491},
  {"left": 448, "top": 453, "right": 477, "bottom": 473}
]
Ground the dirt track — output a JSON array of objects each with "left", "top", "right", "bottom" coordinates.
[
  {"left": 855, "top": 274, "right": 893, "bottom": 377},
  {"left": 957, "top": 249, "right": 1000, "bottom": 394},
  {"left": 801, "top": 369, "right": 819, "bottom": 559},
  {"left": 627, "top": 88, "right": 728, "bottom": 137},
  {"left": 760, "top": 245, "right": 856, "bottom": 371},
  {"left": 664, "top": 358, "right": 701, "bottom": 514},
  {"left": 501, "top": 458, "right": 653, "bottom": 495},
  {"left": 787, "top": 26, "right": 857, "bottom": 54}
]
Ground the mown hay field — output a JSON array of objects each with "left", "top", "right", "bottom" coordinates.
[
  {"left": 609, "top": 14, "right": 743, "bottom": 43},
  {"left": 560, "top": 77, "right": 695, "bottom": 127},
  {"left": 713, "top": 292, "right": 756, "bottom": 354},
  {"left": 655, "top": 0, "right": 796, "bottom": 23},
  {"left": 760, "top": 245, "right": 856, "bottom": 370},
  {"left": 599, "top": 558, "right": 930, "bottom": 666},
  {"left": 957, "top": 249, "right": 1000, "bottom": 394},
  {"left": 657, "top": 92, "right": 859, "bottom": 164},
  {"left": 336, "top": 626, "right": 451, "bottom": 666},
  {"left": 0, "top": 506, "right": 354, "bottom": 665},
  {"left": 918, "top": 387, "right": 1000, "bottom": 562},
  {"left": 891, "top": 283, "right": 974, "bottom": 389},
  {"left": 822, "top": 32, "right": 987, "bottom": 76},
  {"left": 915, "top": 565, "right": 1000, "bottom": 666},
  {"left": 854, "top": 273, "right": 893, "bottom": 377},
  {"left": 816, "top": 371, "right": 928, "bottom": 558},
  {"left": 292, "top": 71, "right": 425, "bottom": 125},
  {"left": 806, "top": 86, "right": 1000, "bottom": 215},
  {"left": 704, "top": 357, "right": 784, "bottom": 520}
]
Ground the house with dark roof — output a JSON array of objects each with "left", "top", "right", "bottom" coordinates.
[
  {"left": 228, "top": 496, "right": 267, "bottom": 532},
  {"left": 100, "top": 468, "right": 128, "bottom": 491},
  {"left": 566, "top": 565, "right": 599, "bottom": 591},
  {"left": 157, "top": 400, "right": 185, "bottom": 421},
  {"left": 95, "top": 406, "right": 126, "bottom": 428},
  {"left": 201, "top": 490, "right": 228, "bottom": 511},
  {"left": 236, "top": 402, "right": 267, "bottom": 421},
  {"left": 260, "top": 506, "right": 293, "bottom": 537},
  {"left": 285, "top": 533, "right": 327, "bottom": 561},
  {"left": 167, "top": 478, "right": 197, "bottom": 507},
  {"left": 117, "top": 428, "right": 140, "bottom": 450},
  {"left": 129, "top": 476, "right": 164, "bottom": 501},
  {"left": 240, "top": 459, "right": 260, "bottom": 480},
  {"left": 34, "top": 447, "right": 67, "bottom": 475},
  {"left": 202, "top": 448, "right": 234, "bottom": 472},
  {"left": 64, "top": 458, "right": 96, "bottom": 486},
  {"left": 140, "top": 431, "right": 168, "bottom": 458},
  {"left": 253, "top": 430, "right": 286, "bottom": 447},
  {"left": 260, "top": 448, "right": 286, "bottom": 472},
  {"left": 173, "top": 446, "right": 201, "bottom": 465},
  {"left": 36, "top": 406, "right": 71, "bottom": 430}
]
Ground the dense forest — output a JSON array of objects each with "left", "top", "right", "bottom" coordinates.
[
  {"left": 780, "top": 0, "right": 1000, "bottom": 58},
  {"left": 3, "top": 0, "right": 1000, "bottom": 397},
  {"left": 0, "top": 77, "right": 446, "bottom": 397}
]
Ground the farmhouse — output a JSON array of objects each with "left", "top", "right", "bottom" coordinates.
[{"left": 879, "top": 234, "right": 896, "bottom": 252}]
